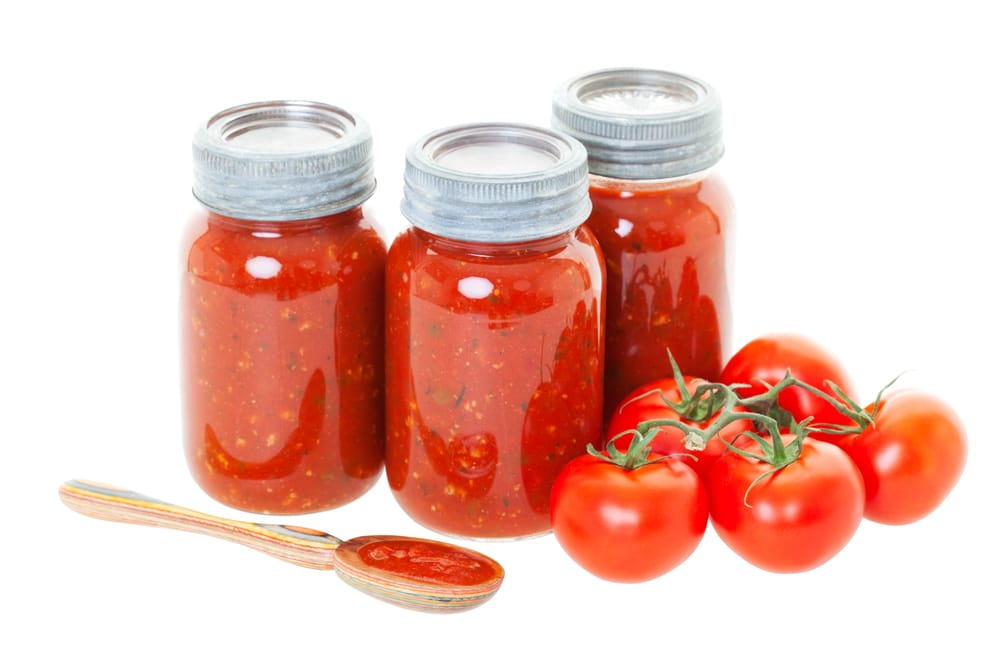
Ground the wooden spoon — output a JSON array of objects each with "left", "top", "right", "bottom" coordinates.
[{"left": 59, "top": 479, "right": 504, "bottom": 613}]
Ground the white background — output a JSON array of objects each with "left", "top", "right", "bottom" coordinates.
[{"left": 3, "top": 1, "right": 997, "bottom": 665}]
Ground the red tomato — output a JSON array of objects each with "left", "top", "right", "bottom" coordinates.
[
  {"left": 720, "top": 333, "right": 857, "bottom": 444},
  {"left": 842, "top": 390, "right": 967, "bottom": 525},
  {"left": 550, "top": 453, "right": 708, "bottom": 583},
  {"left": 606, "top": 376, "right": 754, "bottom": 481},
  {"left": 708, "top": 435, "right": 865, "bottom": 573}
]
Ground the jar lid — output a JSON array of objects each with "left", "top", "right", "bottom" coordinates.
[
  {"left": 192, "top": 100, "right": 375, "bottom": 221},
  {"left": 552, "top": 68, "right": 724, "bottom": 180},
  {"left": 401, "top": 123, "right": 591, "bottom": 243}
]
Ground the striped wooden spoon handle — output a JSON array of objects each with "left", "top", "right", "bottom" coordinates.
[{"left": 59, "top": 479, "right": 343, "bottom": 570}]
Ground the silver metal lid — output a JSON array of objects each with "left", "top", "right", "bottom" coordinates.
[
  {"left": 401, "top": 123, "right": 591, "bottom": 243},
  {"left": 552, "top": 68, "right": 724, "bottom": 180},
  {"left": 192, "top": 100, "right": 375, "bottom": 221}
]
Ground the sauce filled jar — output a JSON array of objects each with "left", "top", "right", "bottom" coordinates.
[
  {"left": 386, "top": 123, "right": 605, "bottom": 540},
  {"left": 183, "top": 101, "right": 386, "bottom": 514},
  {"left": 553, "top": 69, "right": 734, "bottom": 421}
]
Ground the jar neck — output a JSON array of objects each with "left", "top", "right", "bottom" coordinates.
[
  {"left": 589, "top": 168, "right": 715, "bottom": 193},
  {"left": 205, "top": 205, "right": 365, "bottom": 234},
  {"left": 414, "top": 226, "right": 575, "bottom": 258}
]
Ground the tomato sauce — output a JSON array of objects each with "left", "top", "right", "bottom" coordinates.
[
  {"left": 385, "top": 227, "right": 604, "bottom": 539},
  {"left": 587, "top": 174, "right": 733, "bottom": 419},
  {"left": 354, "top": 537, "right": 502, "bottom": 587},
  {"left": 182, "top": 209, "right": 386, "bottom": 513}
]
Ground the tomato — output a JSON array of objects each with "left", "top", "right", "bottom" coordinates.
[
  {"left": 708, "top": 435, "right": 865, "bottom": 573},
  {"left": 842, "top": 390, "right": 967, "bottom": 525},
  {"left": 720, "top": 333, "right": 857, "bottom": 444},
  {"left": 606, "top": 376, "right": 754, "bottom": 481},
  {"left": 550, "top": 452, "right": 708, "bottom": 583}
]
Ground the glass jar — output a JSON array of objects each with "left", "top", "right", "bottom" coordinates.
[
  {"left": 182, "top": 101, "right": 386, "bottom": 514},
  {"left": 386, "top": 123, "right": 605, "bottom": 540},
  {"left": 553, "top": 68, "right": 735, "bottom": 422}
]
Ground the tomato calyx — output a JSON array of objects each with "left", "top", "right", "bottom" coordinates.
[
  {"left": 622, "top": 368, "right": 731, "bottom": 425},
  {"left": 625, "top": 352, "right": 764, "bottom": 453},
  {"left": 637, "top": 398, "right": 808, "bottom": 507},
  {"left": 587, "top": 428, "right": 678, "bottom": 472},
  {"left": 723, "top": 419, "right": 814, "bottom": 506}
]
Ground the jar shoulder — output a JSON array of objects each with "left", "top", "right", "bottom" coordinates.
[
  {"left": 387, "top": 226, "right": 604, "bottom": 314},
  {"left": 587, "top": 171, "right": 733, "bottom": 251},
  {"left": 184, "top": 207, "right": 386, "bottom": 287},
  {"left": 388, "top": 226, "right": 602, "bottom": 269}
]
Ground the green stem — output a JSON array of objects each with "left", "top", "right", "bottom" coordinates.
[
  {"left": 587, "top": 428, "right": 663, "bottom": 471},
  {"left": 779, "top": 374, "right": 904, "bottom": 436},
  {"left": 617, "top": 349, "right": 904, "bottom": 504}
]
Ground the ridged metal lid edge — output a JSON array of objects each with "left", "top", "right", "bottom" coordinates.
[
  {"left": 401, "top": 122, "right": 592, "bottom": 243},
  {"left": 552, "top": 68, "right": 724, "bottom": 180},
  {"left": 192, "top": 100, "right": 375, "bottom": 221}
]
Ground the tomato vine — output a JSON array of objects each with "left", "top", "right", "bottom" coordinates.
[{"left": 608, "top": 352, "right": 894, "bottom": 505}]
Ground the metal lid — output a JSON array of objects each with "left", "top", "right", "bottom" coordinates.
[
  {"left": 192, "top": 100, "right": 375, "bottom": 221},
  {"left": 552, "top": 68, "right": 724, "bottom": 180},
  {"left": 401, "top": 122, "right": 591, "bottom": 243}
]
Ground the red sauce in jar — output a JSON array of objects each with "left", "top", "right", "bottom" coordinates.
[
  {"left": 182, "top": 208, "right": 386, "bottom": 513},
  {"left": 385, "top": 227, "right": 604, "bottom": 539},
  {"left": 587, "top": 174, "right": 733, "bottom": 421}
]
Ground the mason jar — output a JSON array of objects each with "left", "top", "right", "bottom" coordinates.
[
  {"left": 385, "top": 122, "right": 605, "bottom": 539},
  {"left": 182, "top": 101, "right": 386, "bottom": 514},
  {"left": 553, "top": 68, "right": 735, "bottom": 422}
]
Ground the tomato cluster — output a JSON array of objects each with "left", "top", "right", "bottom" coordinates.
[{"left": 550, "top": 333, "right": 968, "bottom": 582}]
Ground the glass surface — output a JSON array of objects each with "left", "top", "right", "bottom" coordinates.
[
  {"left": 181, "top": 207, "right": 386, "bottom": 514},
  {"left": 385, "top": 227, "right": 605, "bottom": 539},
  {"left": 586, "top": 172, "right": 734, "bottom": 423}
]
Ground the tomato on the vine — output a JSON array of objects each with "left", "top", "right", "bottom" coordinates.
[
  {"left": 720, "top": 333, "right": 857, "bottom": 444},
  {"left": 550, "top": 443, "right": 708, "bottom": 583},
  {"left": 708, "top": 434, "right": 865, "bottom": 573},
  {"left": 842, "top": 389, "right": 967, "bottom": 525},
  {"left": 606, "top": 376, "right": 753, "bottom": 481}
]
